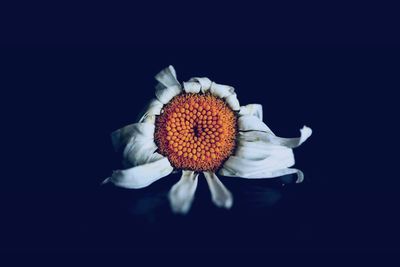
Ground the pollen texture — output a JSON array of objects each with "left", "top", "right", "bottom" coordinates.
[{"left": 155, "top": 93, "right": 237, "bottom": 172}]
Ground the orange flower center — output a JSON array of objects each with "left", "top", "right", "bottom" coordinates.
[{"left": 155, "top": 93, "right": 237, "bottom": 172}]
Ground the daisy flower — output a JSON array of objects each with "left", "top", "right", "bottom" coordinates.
[{"left": 103, "top": 66, "right": 312, "bottom": 214}]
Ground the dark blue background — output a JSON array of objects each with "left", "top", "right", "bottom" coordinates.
[{"left": 1, "top": 45, "right": 399, "bottom": 257}]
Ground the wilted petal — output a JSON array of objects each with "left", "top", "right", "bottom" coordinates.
[
  {"left": 238, "top": 126, "right": 312, "bottom": 149},
  {"left": 183, "top": 81, "right": 201, "bottom": 93},
  {"left": 225, "top": 93, "right": 240, "bottom": 111},
  {"left": 234, "top": 141, "right": 290, "bottom": 161},
  {"left": 103, "top": 154, "right": 173, "bottom": 189},
  {"left": 239, "top": 104, "right": 263, "bottom": 121},
  {"left": 238, "top": 115, "right": 273, "bottom": 133},
  {"left": 111, "top": 123, "right": 137, "bottom": 152},
  {"left": 111, "top": 122, "right": 154, "bottom": 152},
  {"left": 204, "top": 172, "right": 233, "bottom": 209},
  {"left": 155, "top": 65, "right": 180, "bottom": 88},
  {"left": 210, "top": 82, "right": 235, "bottom": 98},
  {"left": 218, "top": 145, "right": 295, "bottom": 178},
  {"left": 155, "top": 85, "right": 182, "bottom": 104},
  {"left": 265, "top": 126, "right": 312, "bottom": 148},
  {"left": 138, "top": 98, "right": 163, "bottom": 123},
  {"left": 120, "top": 123, "right": 158, "bottom": 167},
  {"left": 168, "top": 171, "right": 199, "bottom": 214},
  {"left": 189, "top": 77, "right": 212, "bottom": 93},
  {"left": 219, "top": 159, "right": 303, "bottom": 183}
]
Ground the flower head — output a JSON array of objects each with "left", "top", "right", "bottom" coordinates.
[
  {"left": 155, "top": 93, "right": 236, "bottom": 172},
  {"left": 103, "top": 66, "right": 312, "bottom": 214}
]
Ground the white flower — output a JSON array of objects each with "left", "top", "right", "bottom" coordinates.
[{"left": 103, "top": 66, "right": 312, "bottom": 214}]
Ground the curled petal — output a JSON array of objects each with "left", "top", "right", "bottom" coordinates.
[
  {"left": 220, "top": 159, "right": 303, "bottom": 183},
  {"left": 234, "top": 141, "right": 288, "bottom": 161},
  {"left": 111, "top": 122, "right": 154, "bottom": 152},
  {"left": 204, "top": 172, "right": 233, "bottom": 209},
  {"left": 225, "top": 93, "right": 240, "bottom": 111},
  {"left": 189, "top": 77, "right": 212, "bottom": 93},
  {"left": 155, "top": 85, "right": 182, "bottom": 104},
  {"left": 121, "top": 123, "right": 157, "bottom": 167},
  {"left": 265, "top": 126, "right": 312, "bottom": 148},
  {"left": 238, "top": 126, "right": 312, "bottom": 148},
  {"left": 183, "top": 81, "right": 201, "bottom": 93},
  {"left": 111, "top": 123, "right": 137, "bottom": 152},
  {"left": 218, "top": 146, "right": 295, "bottom": 178},
  {"left": 103, "top": 154, "right": 173, "bottom": 189},
  {"left": 239, "top": 104, "right": 263, "bottom": 121},
  {"left": 210, "top": 82, "right": 235, "bottom": 98},
  {"left": 238, "top": 115, "right": 273, "bottom": 133},
  {"left": 155, "top": 65, "right": 180, "bottom": 88},
  {"left": 138, "top": 98, "right": 163, "bottom": 123},
  {"left": 168, "top": 171, "right": 199, "bottom": 214}
]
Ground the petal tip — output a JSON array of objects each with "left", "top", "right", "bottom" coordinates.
[
  {"left": 295, "top": 169, "right": 305, "bottom": 183},
  {"left": 300, "top": 126, "right": 312, "bottom": 143}
]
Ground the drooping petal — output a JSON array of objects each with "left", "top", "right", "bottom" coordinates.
[
  {"left": 264, "top": 126, "right": 312, "bottom": 148},
  {"left": 138, "top": 98, "right": 164, "bottom": 123},
  {"left": 155, "top": 65, "right": 180, "bottom": 88},
  {"left": 183, "top": 81, "right": 201, "bottom": 94},
  {"left": 111, "top": 122, "right": 155, "bottom": 152},
  {"left": 155, "top": 85, "right": 182, "bottom": 104},
  {"left": 204, "top": 172, "right": 233, "bottom": 209},
  {"left": 238, "top": 126, "right": 312, "bottom": 148},
  {"left": 209, "top": 82, "right": 235, "bottom": 98},
  {"left": 239, "top": 104, "right": 263, "bottom": 121},
  {"left": 111, "top": 123, "right": 137, "bottom": 152},
  {"left": 234, "top": 140, "right": 291, "bottom": 161},
  {"left": 219, "top": 145, "right": 295, "bottom": 178},
  {"left": 168, "top": 171, "right": 199, "bottom": 214},
  {"left": 103, "top": 154, "right": 173, "bottom": 189},
  {"left": 237, "top": 115, "right": 274, "bottom": 133},
  {"left": 121, "top": 123, "right": 158, "bottom": 167},
  {"left": 189, "top": 77, "right": 212, "bottom": 93},
  {"left": 219, "top": 158, "right": 303, "bottom": 183}
]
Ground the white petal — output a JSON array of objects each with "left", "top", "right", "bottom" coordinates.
[
  {"left": 225, "top": 93, "right": 240, "bottom": 111},
  {"left": 238, "top": 115, "right": 273, "bottom": 133},
  {"left": 204, "top": 172, "right": 233, "bottom": 209},
  {"left": 209, "top": 82, "right": 235, "bottom": 98},
  {"left": 234, "top": 141, "right": 289, "bottom": 161},
  {"left": 103, "top": 154, "right": 173, "bottom": 189},
  {"left": 221, "top": 168, "right": 303, "bottom": 183},
  {"left": 138, "top": 98, "right": 163, "bottom": 123},
  {"left": 189, "top": 77, "right": 212, "bottom": 93},
  {"left": 218, "top": 145, "right": 295, "bottom": 178},
  {"left": 219, "top": 157, "right": 303, "bottom": 182},
  {"left": 237, "top": 131, "right": 272, "bottom": 143},
  {"left": 155, "top": 65, "right": 180, "bottom": 88},
  {"left": 183, "top": 81, "right": 201, "bottom": 94},
  {"left": 238, "top": 126, "right": 312, "bottom": 148},
  {"left": 111, "top": 123, "right": 137, "bottom": 152},
  {"left": 111, "top": 121, "right": 156, "bottom": 152},
  {"left": 239, "top": 104, "right": 263, "bottom": 121},
  {"left": 265, "top": 126, "right": 312, "bottom": 148},
  {"left": 155, "top": 85, "right": 182, "bottom": 104},
  {"left": 141, "top": 115, "right": 156, "bottom": 124},
  {"left": 122, "top": 123, "right": 157, "bottom": 167},
  {"left": 168, "top": 171, "right": 199, "bottom": 214}
]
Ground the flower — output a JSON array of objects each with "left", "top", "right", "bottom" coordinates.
[{"left": 103, "top": 66, "right": 312, "bottom": 214}]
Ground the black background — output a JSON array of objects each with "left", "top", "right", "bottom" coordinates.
[
  {"left": 1, "top": 2, "right": 400, "bottom": 263},
  {"left": 1, "top": 45, "right": 399, "bottom": 257}
]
